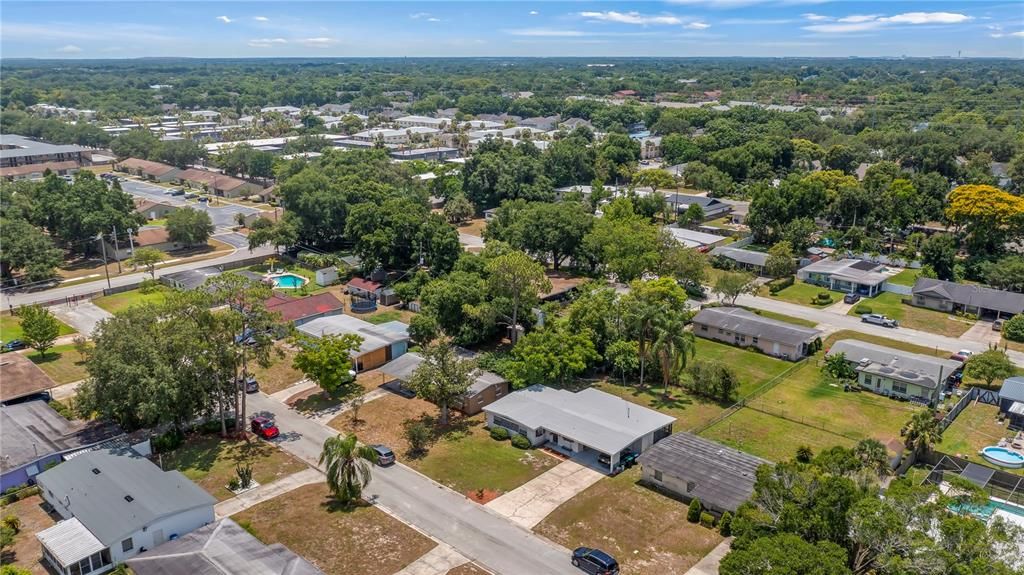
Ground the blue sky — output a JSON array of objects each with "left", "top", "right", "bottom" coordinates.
[{"left": 2, "top": 1, "right": 1022, "bottom": 59}]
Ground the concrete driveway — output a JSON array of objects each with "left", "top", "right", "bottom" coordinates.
[
  {"left": 458, "top": 232, "right": 485, "bottom": 250},
  {"left": 486, "top": 459, "right": 604, "bottom": 529},
  {"left": 960, "top": 320, "right": 1001, "bottom": 346},
  {"left": 49, "top": 301, "right": 112, "bottom": 336}
]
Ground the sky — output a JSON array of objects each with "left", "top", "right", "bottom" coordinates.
[{"left": 1, "top": 1, "right": 1022, "bottom": 59}]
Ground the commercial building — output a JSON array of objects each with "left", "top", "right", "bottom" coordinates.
[
  {"left": 0, "top": 160, "right": 81, "bottom": 181},
  {"left": 0, "top": 134, "right": 91, "bottom": 169},
  {"left": 692, "top": 306, "right": 822, "bottom": 361},
  {"left": 483, "top": 385, "right": 675, "bottom": 473},
  {"left": 826, "top": 340, "right": 963, "bottom": 405}
]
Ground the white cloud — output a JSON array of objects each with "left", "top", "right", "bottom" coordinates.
[
  {"left": 685, "top": 22, "right": 712, "bottom": 30},
  {"left": 529, "top": 10, "right": 539, "bottom": 16},
  {"left": 802, "top": 13, "right": 830, "bottom": 21},
  {"left": 722, "top": 18, "right": 794, "bottom": 25},
  {"left": 504, "top": 28, "right": 586, "bottom": 37},
  {"left": 298, "top": 37, "right": 339, "bottom": 48},
  {"left": 409, "top": 12, "right": 431, "bottom": 19},
  {"left": 216, "top": 16, "right": 233, "bottom": 24},
  {"left": 580, "top": 11, "right": 683, "bottom": 25},
  {"left": 804, "top": 11, "right": 973, "bottom": 34},
  {"left": 55, "top": 44, "right": 82, "bottom": 53},
  {"left": 248, "top": 38, "right": 287, "bottom": 48},
  {"left": 1011, "top": 31, "right": 1024, "bottom": 37},
  {"left": 427, "top": 17, "right": 441, "bottom": 22},
  {"left": 668, "top": 0, "right": 831, "bottom": 7},
  {"left": 883, "top": 12, "right": 972, "bottom": 25},
  {"left": 253, "top": 16, "right": 269, "bottom": 22},
  {"left": 837, "top": 14, "right": 879, "bottom": 23}
]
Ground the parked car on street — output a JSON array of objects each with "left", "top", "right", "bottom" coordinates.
[
  {"left": 370, "top": 444, "right": 395, "bottom": 466},
  {"left": 950, "top": 350, "right": 974, "bottom": 362},
  {"left": 240, "top": 375, "right": 259, "bottom": 393},
  {"left": 1, "top": 339, "right": 27, "bottom": 352},
  {"left": 250, "top": 416, "right": 279, "bottom": 439},
  {"left": 861, "top": 313, "right": 898, "bottom": 328},
  {"left": 572, "top": 547, "right": 619, "bottom": 575},
  {"left": 843, "top": 293, "right": 861, "bottom": 304}
]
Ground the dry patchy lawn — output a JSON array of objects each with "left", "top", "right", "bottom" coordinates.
[
  {"left": 447, "top": 563, "right": 492, "bottom": 575},
  {"left": 28, "top": 344, "right": 88, "bottom": 384},
  {"left": 232, "top": 483, "right": 435, "bottom": 575},
  {"left": 0, "top": 495, "right": 55, "bottom": 575},
  {"left": 534, "top": 468, "right": 722, "bottom": 575},
  {"left": 249, "top": 344, "right": 305, "bottom": 395}
]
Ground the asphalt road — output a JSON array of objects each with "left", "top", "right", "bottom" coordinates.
[
  {"left": 120, "top": 179, "right": 261, "bottom": 232},
  {"left": 246, "top": 392, "right": 579, "bottom": 575}
]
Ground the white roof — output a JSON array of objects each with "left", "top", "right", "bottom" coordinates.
[
  {"left": 297, "top": 315, "right": 409, "bottom": 355},
  {"left": 37, "top": 518, "right": 105, "bottom": 567},
  {"left": 484, "top": 385, "right": 675, "bottom": 455},
  {"left": 666, "top": 227, "right": 727, "bottom": 249}
]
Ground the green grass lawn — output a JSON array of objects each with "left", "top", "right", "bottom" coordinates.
[
  {"left": 847, "top": 291, "right": 973, "bottom": 337},
  {"left": 940, "top": 402, "right": 1024, "bottom": 476},
  {"left": 743, "top": 307, "right": 820, "bottom": 328},
  {"left": 761, "top": 280, "right": 843, "bottom": 307},
  {"left": 92, "top": 288, "right": 168, "bottom": 314},
  {"left": 29, "top": 344, "right": 88, "bottom": 384},
  {"left": 1, "top": 314, "right": 76, "bottom": 341},
  {"left": 887, "top": 268, "right": 922, "bottom": 287},
  {"left": 534, "top": 467, "right": 723, "bottom": 575},
  {"left": 365, "top": 310, "right": 403, "bottom": 325},
  {"left": 161, "top": 434, "right": 310, "bottom": 501}
]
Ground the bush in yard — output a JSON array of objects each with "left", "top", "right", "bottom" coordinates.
[
  {"left": 2, "top": 564, "right": 33, "bottom": 575},
  {"left": 767, "top": 275, "right": 795, "bottom": 294},
  {"left": 853, "top": 304, "right": 873, "bottom": 315},
  {"left": 719, "top": 511, "right": 733, "bottom": 536},
  {"left": 796, "top": 445, "right": 814, "bottom": 463},
  {"left": 700, "top": 512, "right": 716, "bottom": 528},
  {"left": 1002, "top": 314, "right": 1024, "bottom": 342},
  {"left": 152, "top": 429, "right": 184, "bottom": 454},
  {"left": 489, "top": 426, "right": 510, "bottom": 441},
  {"left": 687, "top": 498, "right": 702, "bottom": 523},
  {"left": 235, "top": 462, "right": 254, "bottom": 489},
  {"left": 510, "top": 434, "right": 531, "bottom": 449},
  {"left": 2, "top": 515, "right": 21, "bottom": 534},
  {"left": 405, "top": 421, "right": 431, "bottom": 456},
  {"left": 812, "top": 291, "right": 833, "bottom": 305}
]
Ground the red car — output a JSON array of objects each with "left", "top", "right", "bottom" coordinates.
[{"left": 250, "top": 416, "right": 279, "bottom": 439}]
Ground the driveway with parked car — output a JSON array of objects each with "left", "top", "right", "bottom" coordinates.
[{"left": 120, "top": 178, "right": 262, "bottom": 232}]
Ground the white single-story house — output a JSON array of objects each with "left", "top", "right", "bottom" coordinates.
[
  {"left": 826, "top": 340, "right": 963, "bottom": 406},
  {"left": 35, "top": 449, "right": 215, "bottom": 575},
  {"left": 797, "top": 258, "right": 893, "bottom": 297},
  {"left": 483, "top": 385, "right": 675, "bottom": 473}
]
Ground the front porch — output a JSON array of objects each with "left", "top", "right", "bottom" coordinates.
[{"left": 36, "top": 518, "right": 113, "bottom": 575}]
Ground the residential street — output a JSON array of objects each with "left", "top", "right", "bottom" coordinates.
[
  {"left": 245, "top": 392, "right": 579, "bottom": 575},
  {"left": 121, "top": 179, "right": 262, "bottom": 232}
]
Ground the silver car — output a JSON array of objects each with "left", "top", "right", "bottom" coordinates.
[{"left": 861, "top": 313, "right": 898, "bottom": 328}]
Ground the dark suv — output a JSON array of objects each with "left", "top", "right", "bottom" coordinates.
[{"left": 572, "top": 547, "right": 619, "bottom": 575}]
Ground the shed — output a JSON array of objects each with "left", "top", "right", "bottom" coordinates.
[{"left": 315, "top": 266, "right": 339, "bottom": 287}]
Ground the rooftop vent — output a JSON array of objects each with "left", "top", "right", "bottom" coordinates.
[
  {"left": 124, "top": 495, "right": 134, "bottom": 502},
  {"left": 91, "top": 468, "right": 101, "bottom": 475}
]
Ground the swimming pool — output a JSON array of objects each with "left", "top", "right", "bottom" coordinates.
[
  {"left": 951, "top": 498, "right": 1024, "bottom": 521},
  {"left": 981, "top": 446, "right": 1024, "bottom": 469},
  {"left": 269, "top": 273, "right": 307, "bottom": 289}
]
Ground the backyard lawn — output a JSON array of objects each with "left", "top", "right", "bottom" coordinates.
[
  {"left": 0, "top": 495, "right": 55, "bottom": 575},
  {"left": 761, "top": 280, "right": 843, "bottom": 307},
  {"left": 847, "top": 291, "right": 973, "bottom": 337},
  {"left": 28, "top": 344, "right": 88, "bottom": 384},
  {"left": 534, "top": 467, "right": 723, "bottom": 575},
  {"left": 700, "top": 408, "right": 858, "bottom": 462},
  {"left": 940, "top": 402, "right": 1023, "bottom": 475},
  {"left": 331, "top": 394, "right": 559, "bottom": 499},
  {"left": 92, "top": 287, "right": 168, "bottom": 313},
  {"left": 160, "top": 434, "right": 309, "bottom": 501},
  {"left": 1, "top": 313, "right": 76, "bottom": 341},
  {"left": 249, "top": 344, "right": 305, "bottom": 395},
  {"left": 365, "top": 310, "right": 404, "bottom": 324},
  {"left": 887, "top": 268, "right": 922, "bottom": 287},
  {"left": 233, "top": 483, "right": 436, "bottom": 575}
]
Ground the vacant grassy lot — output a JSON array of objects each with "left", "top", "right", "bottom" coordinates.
[
  {"left": 0, "top": 495, "right": 54, "bottom": 575},
  {"left": 847, "top": 291, "right": 973, "bottom": 337},
  {"left": 887, "top": 268, "right": 922, "bottom": 287},
  {"left": 161, "top": 434, "right": 309, "bottom": 501},
  {"left": 331, "top": 394, "right": 558, "bottom": 497},
  {"left": 233, "top": 483, "right": 436, "bottom": 575},
  {"left": 29, "top": 344, "right": 88, "bottom": 384},
  {"left": 1, "top": 313, "right": 76, "bottom": 341},
  {"left": 534, "top": 467, "right": 723, "bottom": 575},
  {"left": 92, "top": 287, "right": 168, "bottom": 314},
  {"left": 940, "top": 402, "right": 1024, "bottom": 475},
  {"left": 249, "top": 344, "right": 305, "bottom": 395},
  {"left": 701, "top": 408, "right": 860, "bottom": 462},
  {"left": 761, "top": 280, "right": 843, "bottom": 307},
  {"left": 687, "top": 338, "right": 798, "bottom": 398}
]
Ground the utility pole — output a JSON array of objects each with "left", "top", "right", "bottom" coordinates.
[
  {"left": 97, "top": 233, "right": 112, "bottom": 290},
  {"left": 127, "top": 228, "right": 136, "bottom": 257},
  {"left": 111, "top": 225, "right": 123, "bottom": 273}
]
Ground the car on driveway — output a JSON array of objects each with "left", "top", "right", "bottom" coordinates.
[
  {"left": 843, "top": 293, "right": 861, "bottom": 304},
  {"left": 993, "top": 319, "right": 1005, "bottom": 331},
  {"left": 370, "top": 445, "right": 395, "bottom": 466},
  {"left": 950, "top": 350, "right": 974, "bottom": 362},
  {"left": 572, "top": 547, "right": 619, "bottom": 575},
  {"left": 1, "top": 339, "right": 27, "bottom": 353},
  {"left": 861, "top": 313, "right": 898, "bottom": 328},
  {"left": 250, "top": 416, "right": 279, "bottom": 439},
  {"left": 240, "top": 375, "right": 259, "bottom": 393}
]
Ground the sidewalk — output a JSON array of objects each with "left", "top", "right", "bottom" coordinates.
[
  {"left": 486, "top": 460, "right": 604, "bottom": 528},
  {"left": 395, "top": 543, "right": 470, "bottom": 575},
  {"left": 683, "top": 538, "right": 732, "bottom": 575},
  {"left": 214, "top": 467, "right": 322, "bottom": 519}
]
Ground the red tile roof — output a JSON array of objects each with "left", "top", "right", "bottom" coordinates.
[
  {"left": 347, "top": 277, "right": 382, "bottom": 293},
  {"left": 177, "top": 168, "right": 247, "bottom": 191},
  {"left": 265, "top": 293, "right": 344, "bottom": 323},
  {"left": 0, "top": 160, "right": 80, "bottom": 178}
]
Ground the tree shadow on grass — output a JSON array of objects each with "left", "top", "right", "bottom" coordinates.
[
  {"left": 400, "top": 412, "right": 477, "bottom": 460},
  {"left": 321, "top": 496, "right": 372, "bottom": 514}
]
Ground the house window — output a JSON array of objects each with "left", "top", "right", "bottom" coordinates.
[
  {"left": 700, "top": 325, "right": 708, "bottom": 332},
  {"left": 653, "top": 470, "right": 663, "bottom": 482},
  {"left": 864, "top": 376, "right": 872, "bottom": 387},
  {"left": 752, "top": 337, "right": 759, "bottom": 345},
  {"left": 893, "top": 381, "right": 908, "bottom": 395},
  {"left": 122, "top": 538, "right": 133, "bottom": 553},
  {"left": 718, "top": 328, "right": 724, "bottom": 334},
  {"left": 686, "top": 481, "right": 696, "bottom": 493}
]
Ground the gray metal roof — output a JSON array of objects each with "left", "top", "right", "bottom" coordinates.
[
  {"left": 1, "top": 400, "right": 123, "bottom": 474},
  {"left": 1001, "top": 377, "right": 1024, "bottom": 403},
  {"left": 709, "top": 246, "right": 769, "bottom": 268},
  {"left": 693, "top": 306, "right": 821, "bottom": 347},
  {"left": 0, "top": 134, "right": 90, "bottom": 160},
  {"left": 164, "top": 266, "right": 223, "bottom": 290},
  {"left": 801, "top": 258, "right": 889, "bottom": 286},
  {"left": 36, "top": 517, "right": 105, "bottom": 567},
  {"left": 378, "top": 352, "right": 506, "bottom": 395},
  {"left": 36, "top": 449, "right": 215, "bottom": 544},
  {"left": 637, "top": 432, "right": 770, "bottom": 511},
  {"left": 127, "top": 519, "right": 323, "bottom": 575},
  {"left": 483, "top": 385, "right": 675, "bottom": 455},
  {"left": 912, "top": 277, "right": 1024, "bottom": 315},
  {"left": 826, "top": 340, "right": 961, "bottom": 390},
  {"left": 297, "top": 315, "right": 409, "bottom": 354}
]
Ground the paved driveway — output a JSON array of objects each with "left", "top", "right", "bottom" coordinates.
[
  {"left": 245, "top": 392, "right": 578, "bottom": 575},
  {"left": 49, "top": 301, "right": 113, "bottom": 336},
  {"left": 486, "top": 460, "right": 604, "bottom": 528}
]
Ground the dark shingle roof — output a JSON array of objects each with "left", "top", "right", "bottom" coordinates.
[
  {"left": 692, "top": 306, "right": 821, "bottom": 347},
  {"left": 637, "top": 432, "right": 770, "bottom": 512},
  {"left": 1, "top": 401, "right": 123, "bottom": 474},
  {"left": 912, "top": 277, "right": 1024, "bottom": 315}
]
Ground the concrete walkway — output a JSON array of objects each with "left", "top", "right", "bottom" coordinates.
[
  {"left": 214, "top": 467, "right": 322, "bottom": 519},
  {"left": 269, "top": 378, "right": 317, "bottom": 402},
  {"left": 50, "top": 379, "right": 85, "bottom": 401},
  {"left": 395, "top": 543, "right": 470, "bottom": 575},
  {"left": 311, "top": 387, "right": 390, "bottom": 425},
  {"left": 683, "top": 538, "right": 732, "bottom": 575},
  {"left": 49, "top": 301, "right": 112, "bottom": 336},
  {"left": 486, "top": 460, "right": 604, "bottom": 528}
]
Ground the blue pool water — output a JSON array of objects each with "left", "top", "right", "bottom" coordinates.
[
  {"left": 981, "top": 446, "right": 1024, "bottom": 468},
  {"left": 951, "top": 499, "right": 1024, "bottom": 521},
  {"left": 271, "top": 273, "right": 306, "bottom": 289}
]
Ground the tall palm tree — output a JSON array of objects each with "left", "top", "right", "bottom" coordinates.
[
  {"left": 901, "top": 410, "right": 943, "bottom": 459},
  {"left": 853, "top": 438, "right": 891, "bottom": 479},
  {"left": 651, "top": 311, "right": 696, "bottom": 397},
  {"left": 319, "top": 435, "right": 378, "bottom": 506}
]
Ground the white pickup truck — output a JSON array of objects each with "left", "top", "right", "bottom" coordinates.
[{"left": 861, "top": 313, "right": 899, "bottom": 328}]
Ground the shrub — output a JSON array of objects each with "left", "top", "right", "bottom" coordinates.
[
  {"left": 1003, "top": 314, "right": 1024, "bottom": 343},
  {"left": 235, "top": 463, "right": 254, "bottom": 489},
  {"left": 227, "top": 477, "right": 240, "bottom": 491},
  {"left": 489, "top": 426, "right": 510, "bottom": 441},
  {"left": 853, "top": 304, "right": 873, "bottom": 315},
  {"left": 404, "top": 421, "right": 431, "bottom": 456},
  {"left": 796, "top": 445, "right": 814, "bottom": 463},
  {"left": 687, "top": 499, "right": 702, "bottom": 523},
  {"left": 48, "top": 399, "right": 73, "bottom": 420},
  {"left": 2, "top": 565, "right": 33, "bottom": 575},
  {"left": 510, "top": 434, "right": 531, "bottom": 449},
  {"left": 719, "top": 511, "right": 733, "bottom": 536},
  {"left": 767, "top": 275, "right": 795, "bottom": 294},
  {"left": 699, "top": 512, "right": 716, "bottom": 528},
  {"left": 152, "top": 429, "right": 184, "bottom": 454},
  {"left": 138, "top": 278, "right": 162, "bottom": 294},
  {"left": 3, "top": 515, "right": 21, "bottom": 533}
]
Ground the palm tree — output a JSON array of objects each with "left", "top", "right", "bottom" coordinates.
[
  {"left": 651, "top": 311, "right": 696, "bottom": 397},
  {"left": 853, "top": 438, "right": 891, "bottom": 478},
  {"left": 901, "top": 410, "right": 943, "bottom": 459},
  {"left": 319, "top": 435, "right": 378, "bottom": 507}
]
